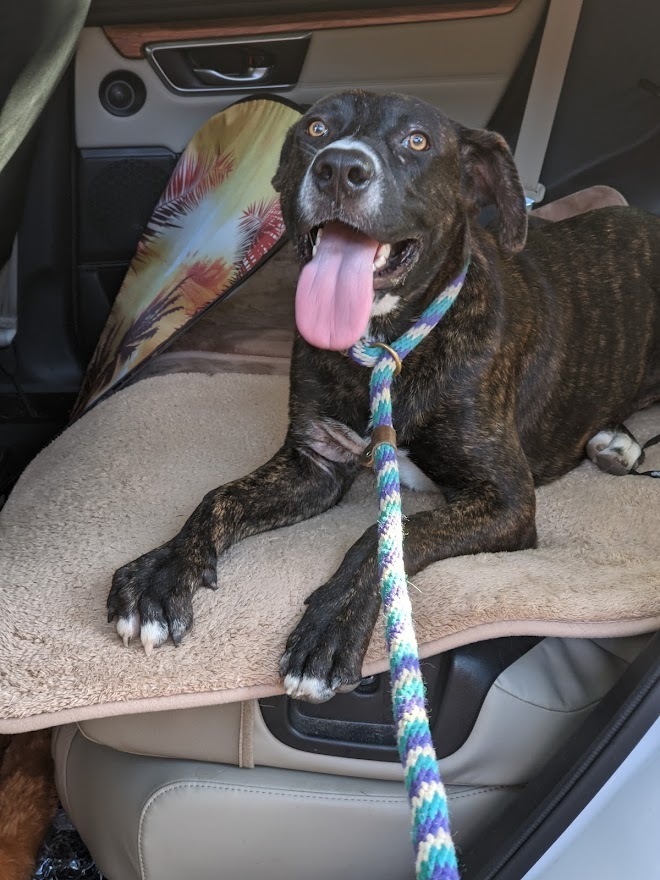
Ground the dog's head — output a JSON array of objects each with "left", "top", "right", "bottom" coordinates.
[{"left": 273, "top": 90, "right": 527, "bottom": 350}]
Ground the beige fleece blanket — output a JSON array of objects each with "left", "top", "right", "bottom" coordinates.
[{"left": 1, "top": 372, "right": 659, "bottom": 733}]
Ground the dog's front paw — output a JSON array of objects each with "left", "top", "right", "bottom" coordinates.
[
  {"left": 107, "top": 537, "right": 217, "bottom": 654},
  {"left": 279, "top": 584, "right": 371, "bottom": 703}
]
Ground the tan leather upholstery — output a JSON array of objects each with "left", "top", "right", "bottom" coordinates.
[
  {"left": 54, "top": 727, "right": 519, "bottom": 880},
  {"left": 79, "top": 701, "right": 244, "bottom": 765},
  {"left": 55, "top": 636, "right": 649, "bottom": 880},
  {"left": 77, "top": 635, "right": 649, "bottom": 780}
]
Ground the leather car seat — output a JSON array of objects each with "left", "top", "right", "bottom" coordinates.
[{"left": 53, "top": 634, "right": 649, "bottom": 880}]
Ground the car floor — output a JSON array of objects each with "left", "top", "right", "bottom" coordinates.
[{"left": 32, "top": 809, "right": 102, "bottom": 880}]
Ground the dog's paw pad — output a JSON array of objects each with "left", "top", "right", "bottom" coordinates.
[
  {"left": 283, "top": 673, "right": 336, "bottom": 703},
  {"left": 116, "top": 613, "right": 140, "bottom": 647},
  {"left": 587, "top": 429, "right": 643, "bottom": 475}
]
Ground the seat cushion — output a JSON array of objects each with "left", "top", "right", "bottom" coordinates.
[
  {"left": 53, "top": 725, "right": 520, "bottom": 880},
  {"left": 1, "top": 372, "right": 659, "bottom": 732},
  {"left": 73, "top": 635, "right": 650, "bottom": 785}
]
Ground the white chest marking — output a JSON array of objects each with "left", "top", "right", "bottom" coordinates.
[{"left": 370, "top": 293, "right": 401, "bottom": 317}]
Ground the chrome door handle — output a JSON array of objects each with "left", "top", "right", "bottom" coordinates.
[{"left": 193, "top": 66, "right": 272, "bottom": 86}]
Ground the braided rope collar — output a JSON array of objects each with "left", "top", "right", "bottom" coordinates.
[{"left": 348, "top": 259, "right": 469, "bottom": 880}]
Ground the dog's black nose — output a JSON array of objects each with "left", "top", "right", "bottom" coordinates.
[{"left": 312, "top": 147, "right": 375, "bottom": 197}]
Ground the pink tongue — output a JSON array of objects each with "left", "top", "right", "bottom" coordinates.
[{"left": 296, "top": 221, "right": 379, "bottom": 350}]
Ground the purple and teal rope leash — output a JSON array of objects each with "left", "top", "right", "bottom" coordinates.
[{"left": 348, "top": 260, "right": 469, "bottom": 880}]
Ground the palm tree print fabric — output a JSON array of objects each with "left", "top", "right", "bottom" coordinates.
[{"left": 73, "top": 97, "right": 302, "bottom": 417}]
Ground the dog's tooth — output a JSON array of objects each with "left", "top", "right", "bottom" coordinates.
[
  {"left": 312, "top": 242, "right": 318, "bottom": 256},
  {"left": 373, "top": 244, "right": 391, "bottom": 271},
  {"left": 316, "top": 227, "right": 323, "bottom": 243}
]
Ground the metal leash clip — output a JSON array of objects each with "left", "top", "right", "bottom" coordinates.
[{"left": 361, "top": 425, "right": 398, "bottom": 467}]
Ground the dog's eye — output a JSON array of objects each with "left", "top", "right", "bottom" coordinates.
[
  {"left": 404, "top": 132, "right": 429, "bottom": 152},
  {"left": 307, "top": 120, "right": 328, "bottom": 138}
]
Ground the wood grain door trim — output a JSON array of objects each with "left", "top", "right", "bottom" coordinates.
[{"left": 103, "top": 2, "right": 521, "bottom": 59}]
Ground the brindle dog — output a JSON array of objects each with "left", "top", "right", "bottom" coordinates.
[{"left": 108, "top": 91, "right": 660, "bottom": 702}]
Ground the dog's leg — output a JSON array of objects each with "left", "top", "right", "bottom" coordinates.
[
  {"left": 281, "top": 455, "right": 536, "bottom": 702},
  {"left": 108, "top": 442, "right": 358, "bottom": 653},
  {"left": 586, "top": 424, "right": 644, "bottom": 475}
]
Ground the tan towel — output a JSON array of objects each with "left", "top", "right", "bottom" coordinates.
[{"left": 1, "top": 372, "right": 658, "bottom": 733}]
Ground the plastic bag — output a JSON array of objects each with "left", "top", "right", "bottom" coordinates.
[{"left": 33, "top": 809, "right": 104, "bottom": 880}]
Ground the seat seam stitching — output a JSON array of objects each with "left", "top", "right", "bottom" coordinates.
[
  {"left": 446, "top": 786, "right": 512, "bottom": 801},
  {"left": 492, "top": 682, "right": 604, "bottom": 713},
  {"left": 138, "top": 780, "right": 512, "bottom": 877}
]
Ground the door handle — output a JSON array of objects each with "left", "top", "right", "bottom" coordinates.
[
  {"left": 145, "top": 34, "right": 310, "bottom": 95},
  {"left": 193, "top": 65, "right": 272, "bottom": 86}
]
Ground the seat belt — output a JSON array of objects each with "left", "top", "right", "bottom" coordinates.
[
  {"left": 514, "top": 0, "right": 585, "bottom": 207},
  {"left": 0, "top": 0, "right": 90, "bottom": 176},
  {"left": 0, "top": 0, "right": 89, "bottom": 346}
]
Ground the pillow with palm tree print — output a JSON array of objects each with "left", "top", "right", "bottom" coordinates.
[{"left": 73, "top": 96, "right": 302, "bottom": 418}]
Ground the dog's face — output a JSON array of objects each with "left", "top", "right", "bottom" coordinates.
[{"left": 273, "top": 90, "right": 527, "bottom": 350}]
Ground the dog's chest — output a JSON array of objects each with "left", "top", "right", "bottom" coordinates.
[{"left": 316, "top": 359, "right": 442, "bottom": 444}]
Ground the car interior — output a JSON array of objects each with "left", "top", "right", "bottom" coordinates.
[{"left": 1, "top": 1, "right": 659, "bottom": 879}]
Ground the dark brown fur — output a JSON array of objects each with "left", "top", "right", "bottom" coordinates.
[{"left": 108, "top": 92, "right": 660, "bottom": 698}]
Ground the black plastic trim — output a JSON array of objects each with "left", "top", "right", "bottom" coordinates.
[
  {"left": 433, "top": 637, "right": 540, "bottom": 756},
  {"left": 0, "top": 67, "right": 81, "bottom": 493},
  {"left": 259, "top": 637, "right": 541, "bottom": 762},
  {"left": 260, "top": 655, "right": 447, "bottom": 762},
  {"left": 11, "top": 66, "right": 82, "bottom": 393}
]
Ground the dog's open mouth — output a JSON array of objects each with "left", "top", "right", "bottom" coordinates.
[
  {"left": 308, "top": 225, "right": 418, "bottom": 282},
  {"left": 295, "top": 220, "right": 420, "bottom": 351}
]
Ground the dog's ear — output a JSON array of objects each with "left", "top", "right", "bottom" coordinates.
[
  {"left": 271, "top": 125, "right": 297, "bottom": 193},
  {"left": 456, "top": 124, "right": 527, "bottom": 255}
]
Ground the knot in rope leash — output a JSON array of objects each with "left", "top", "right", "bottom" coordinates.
[{"left": 348, "top": 260, "right": 469, "bottom": 880}]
